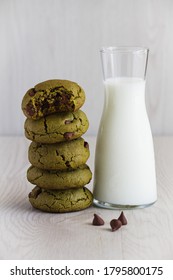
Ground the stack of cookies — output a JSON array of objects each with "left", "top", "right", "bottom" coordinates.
[{"left": 21, "top": 79, "right": 93, "bottom": 213}]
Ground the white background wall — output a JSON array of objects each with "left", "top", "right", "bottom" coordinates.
[{"left": 0, "top": 0, "right": 173, "bottom": 136}]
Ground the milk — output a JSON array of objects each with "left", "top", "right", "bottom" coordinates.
[{"left": 93, "top": 77, "right": 157, "bottom": 207}]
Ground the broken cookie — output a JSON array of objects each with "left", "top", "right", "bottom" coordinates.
[{"left": 22, "top": 79, "right": 85, "bottom": 120}]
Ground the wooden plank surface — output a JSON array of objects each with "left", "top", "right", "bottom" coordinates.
[{"left": 0, "top": 136, "right": 173, "bottom": 260}]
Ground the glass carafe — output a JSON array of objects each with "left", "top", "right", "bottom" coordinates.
[{"left": 93, "top": 47, "right": 157, "bottom": 209}]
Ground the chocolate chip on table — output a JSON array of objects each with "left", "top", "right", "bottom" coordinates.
[
  {"left": 92, "top": 214, "right": 105, "bottom": 226},
  {"left": 110, "top": 219, "right": 122, "bottom": 231},
  {"left": 118, "top": 211, "right": 127, "bottom": 225},
  {"left": 64, "top": 132, "right": 75, "bottom": 140}
]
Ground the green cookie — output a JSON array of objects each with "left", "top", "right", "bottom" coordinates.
[
  {"left": 22, "top": 79, "right": 85, "bottom": 120},
  {"left": 29, "top": 186, "right": 93, "bottom": 213},
  {"left": 27, "top": 164, "right": 92, "bottom": 190},
  {"left": 24, "top": 110, "right": 89, "bottom": 143},
  {"left": 28, "top": 137, "right": 90, "bottom": 170}
]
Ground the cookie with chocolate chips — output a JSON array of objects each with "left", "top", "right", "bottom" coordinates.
[
  {"left": 29, "top": 186, "right": 93, "bottom": 213},
  {"left": 21, "top": 79, "right": 85, "bottom": 120},
  {"left": 24, "top": 110, "right": 89, "bottom": 143},
  {"left": 27, "top": 164, "right": 92, "bottom": 189},
  {"left": 28, "top": 137, "right": 90, "bottom": 170}
]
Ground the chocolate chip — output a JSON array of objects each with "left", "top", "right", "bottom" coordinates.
[
  {"left": 92, "top": 214, "right": 105, "bottom": 226},
  {"left": 41, "top": 100, "right": 49, "bottom": 111},
  {"left": 60, "top": 91, "right": 71, "bottom": 104},
  {"left": 26, "top": 102, "right": 35, "bottom": 116},
  {"left": 28, "top": 88, "right": 36, "bottom": 97},
  {"left": 84, "top": 141, "right": 89, "bottom": 149},
  {"left": 110, "top": 219, "right": 122, "bottom": 231},
  {"left": 118, "top": 211, "right": 127, "bottom": 225},
  {"left": 53, "top": 99, "right": 60, "bottom": 107},
  {"left": 64, "top": 132, "right": 74, "bottom": 140}
]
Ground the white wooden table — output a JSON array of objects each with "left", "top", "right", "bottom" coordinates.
[{"left": 0, "top": 136, "right": 173, "bottom": 260}]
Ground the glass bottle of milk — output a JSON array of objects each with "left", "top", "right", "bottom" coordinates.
[{"left": 93, "top": 47, "right": 157, "bottom": 209}]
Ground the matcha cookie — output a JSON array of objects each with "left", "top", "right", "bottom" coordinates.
[
  {"left": 27, "top": 164, "right": 92, "bottom": 190},
  {"left": 29, "top": 186, "right": 93, "bottom": 213},
  {"left": 24, "top": 110, "right": 89, "bottom": 143},
  {"left": 28, "top": 137, "right": 90, "bottom": 170},
  {"left": 22, "top": 79, "right": 85, "bottom": 120}
]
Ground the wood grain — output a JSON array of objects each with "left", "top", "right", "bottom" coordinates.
[{"left": 0, "top": 136, "right": 173, "bottom": 260}]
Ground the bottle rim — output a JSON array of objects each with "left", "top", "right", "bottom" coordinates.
[{"left": 100, "top": 46, "right": 149, "bottom": 54}]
